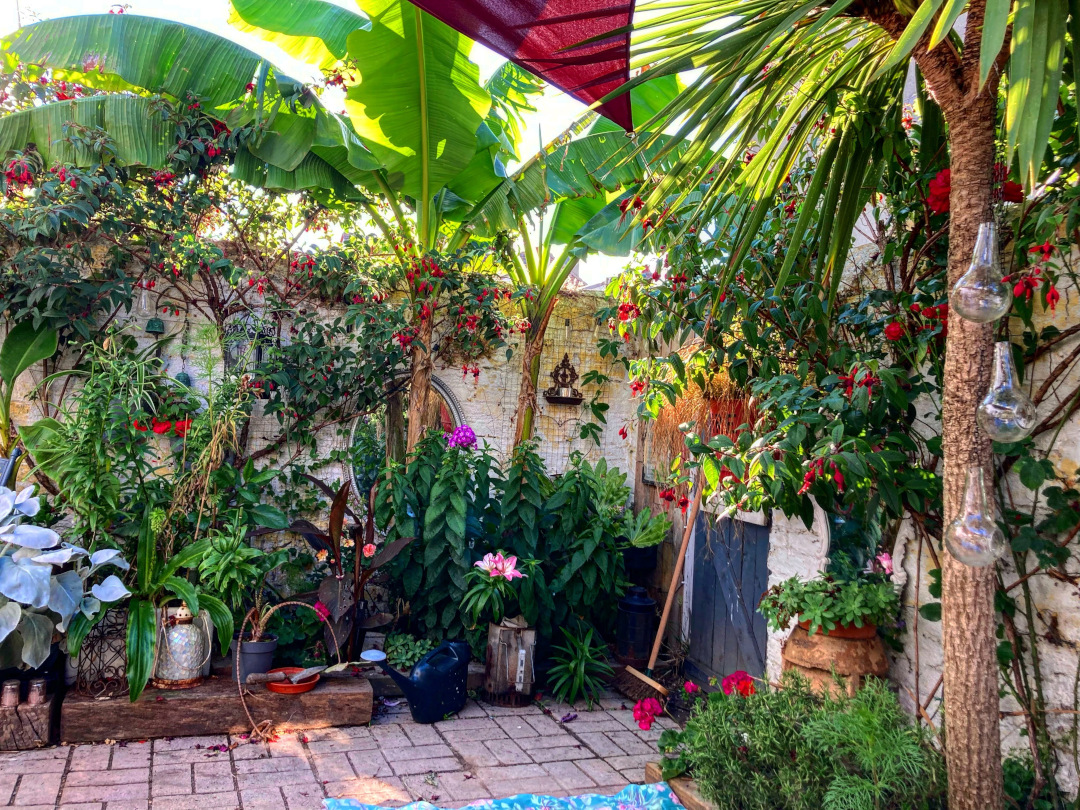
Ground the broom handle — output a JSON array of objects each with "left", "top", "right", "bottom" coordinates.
[{"left": 646, "top": 481, "right": 704, "bottom": 672}]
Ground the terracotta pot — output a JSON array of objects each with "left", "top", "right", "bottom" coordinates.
[
  {"left": 782, "top": 624, "right": 888, "bottom": 696},
  {"left": 797, "top": 619, "right": 878, "bottom": 640}
]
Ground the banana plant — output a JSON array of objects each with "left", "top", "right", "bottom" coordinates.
[{"left": 0, "top": 322, "right": 58, "bottom": 482}]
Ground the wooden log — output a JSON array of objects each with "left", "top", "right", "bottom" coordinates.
[
  {"left": 61, "top": 674, "right": 372, "bottom": 744},
  {"left": 644, "top": 761, "right": 714, "bottom": 810},
  {"left": 0, "top": 696, "right": 55, "bottom": 750}
]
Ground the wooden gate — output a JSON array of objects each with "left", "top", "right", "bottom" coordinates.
[{"left": 685, "top": 512, "right": 770, "bottom": 682}]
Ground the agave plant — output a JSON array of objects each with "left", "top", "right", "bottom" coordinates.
[{"left": 0, "top": 484, "right": 129, "bottom": 669}]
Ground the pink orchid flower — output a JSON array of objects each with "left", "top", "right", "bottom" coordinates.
[{"left": 474, "top": 552, "right": 526, "bottom": 580}]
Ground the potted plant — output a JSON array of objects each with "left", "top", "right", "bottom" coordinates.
[
  {"left": 461, "top": 550, "right": 538, "bottom": 705},
  {"left": 758, "top": 560, "right": 898, "bottom": 694},
  {"left": 620, "top": 507, "right": 672, "bottom": 584}
]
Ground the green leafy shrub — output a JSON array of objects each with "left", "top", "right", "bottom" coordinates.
[
  {"left": 659, "top": 674, "right": 945, "bottom": 810},
  {"left": 547, "top": 627, "right": 614, "bottom": 707},
  {"left": 758, "top": 574, "right": 899, "bottom": 635},
  {"left": 384, "top": 633, "right": 435, "bottom": 670}
]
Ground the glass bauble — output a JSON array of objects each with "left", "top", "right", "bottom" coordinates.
[{"left": 951, "top": 222, "right": 1012, "bottom": 323}]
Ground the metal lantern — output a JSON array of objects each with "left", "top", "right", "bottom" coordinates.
[
  {"left": 174, "top": 371, "right": 192, "bottom": 387},
  {"left": 145, "top": 317, "right": 166, "bottom": 335},
  {"left": 75, "top": 608, "right": 129, "bottom": 698},
  {"left": 152, "top": 603, "right": 207, "bottom": 690}
]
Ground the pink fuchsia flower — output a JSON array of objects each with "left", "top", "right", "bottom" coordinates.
[
  {"left": 721, "top": 670, "right": 756, "bottom": 697},
  {"left": 313, "top": 601, "right": 331, "bottom": 622},
  {"left": 363, "top": 543, "right": 376, "bottom": 558},
  {"left": 633, "top": 697, "right": 663, "bottom": 730},
  {"left": 876, "top": 552, "right": 893, "bottom": 575},
  {"left": 683, "top": 681, "right": 700, "bottom": 696}
]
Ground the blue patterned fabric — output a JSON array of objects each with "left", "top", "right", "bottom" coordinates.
[{"left": 324, "top": 782, "right": 683, "bottom": 810}]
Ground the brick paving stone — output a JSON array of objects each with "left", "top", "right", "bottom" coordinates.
[
  {"left": 66, "top": 768, "right": 151, "bottom": 788},
  {"left": 324, "top": 775, "right": 408, "bottom": 804},
  {"left": 483, "top": 777, "right": 557, "bottom": 798},
  {"left": 542, "top": 760, "right": 597, "bottom": 791},
  {"left": 402, "top": 725, "right": 443, "bottom": 746},
  {"left": 524, "top": 715, "right": 565, "bottom": 736},
  {"left": 12, "top": 771, "right": 62, "bottom": 805},
  {"left": 370, "top": 725, "right": 410, "bottom": 747},
  {"left": 451, "top": 701, "right": 490, "bottom": 719},
  {"left": 528, "top": 745, "right": 593, "bottom": 763},
  {"left": 441, "top": 726, "right": 507, "bottom": 744},
  {"left": 449, "top": 741, "right": 499, "bottom": 768},
  {"left": 152, "top": 735, "right": 228, "bottom": 759},
  {"left": 311, "top": 752, "right": 357, "bottom": 782},
  {"left": 474, "top": 763, "right": 546, "bottom": 782},
  {"left": 479, "top": 703, "right": 541, "bottom": 717},
  {"left": 103, "top": 800, "right": 149, "bottom": 810},
  {"left": 235, "top": 769, "right": 321, "bottom": 791},
  {"left": 605, "top": 753, "right": 654, "bottom": 773},
  {"left": 230, "top": 740, "right": 273, "bottom": 760},
  {"left": 151, "top": 764, "right": 193, "bottom": 797},
  {"left": 434, "top": 717, "right": 499, "bottom": 732},
  {"left": 304, "top": 725, "right": 374, "bottom": 741},
  {"left": 282, "top": 780, "right": 326, "bottom": 810},
  {"left": 152, "top": 792, "right": 240, "bottom": 810},
  {"left": 347, "top": 751, "right": 393, "bottom": 778},
  {"left": 576, "top": 758, "right": 625, "bottom": 788},
  {"left": 522, "top": 732, "right": 579, "bottom": 750},
  {"left": 562, "top": 718, "right": 627, "bottom": 733},
  {"left": 435, "top": 771, "right": 492, "bottom": 802},
  {"left": 60, "top": 778, "right": 148, "bottom": 804},
  {"left": 574, "top": 732, "right": 625, "bottom": 758},
  {"left": 193, "top": 760, "right": 234, "bottom": 794},
  {"left": 0, "top": 748, "right": 67, "bottom": 774},
  {"left": 112, "top": 742, "right": 152, "bottom": 770},
  {"left": 0, "top": 772, "right": 16, "bottom": 803},
  {"left": 494, "top": 716, "right": 538, "bottom": 737},
  {"left": 307, "top": 735, "right": 380, "bottom": 755},
  {"left": 239, "top": 787, "right": 287, "bottom": 810},
  {"left": 482, "top": 739, "right": 531, "bottom": 765},
  {"left": 401, "top": 774, "right": 441, "bottom": 802},
  {"left": 390, "top": 757, "right": 462, "bottom": 777},
  {"left": 57, "top": 804, "right": 106, "bottom": 810},
  {"left": 234, "top": 754, "right": 310, "bottom": 774},
  {"left": 69, "top": 744, "right": 112, "bottom": 771},
  {"left": 606, "top": 731, "right": 655, "bottom": 756}
]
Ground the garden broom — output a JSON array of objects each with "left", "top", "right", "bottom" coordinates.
[{"left": 617, "top": 481, "right": 703, "bottom": 701}]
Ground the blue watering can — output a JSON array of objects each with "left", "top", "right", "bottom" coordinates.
[{"left": 361, "top": 640, "right": 470, "bottom": 724}]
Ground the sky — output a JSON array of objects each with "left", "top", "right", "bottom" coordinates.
[{"left": 1, "top": 0, "right": 631, "bottom": 285}]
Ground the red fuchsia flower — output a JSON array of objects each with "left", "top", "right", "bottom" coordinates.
[
  {"left": 362, "top": 543, "right": 376, "bottom": 558},
  {"left": 151, "top": 418, "right": 172, "bottom": 435},
  {"left": 884, "top": 322, "right": 905, "bottom": 341},
  {"left": 1046, "top": 283, "right": 1061, "bottom": 312},
  {"left": 313, "top": 601, "right": 331, "bottom": 622},
  {"left": 619, "top": 426, "right": 628, "bottom": 440},
  {"left": 684, "top": 681, "right": 701, "bottom": 696},
  {"left": 1001, "top": 181, "right": 1023, "bottom": 203},
  {"left": 633, "top": 697, "right": 663, "bottom": 731},
  {"left": 678, "top": 496, "right": 690, "bottom": 514},
  {"left": 1030, "top": 241, "right": 1054, "bottom": 263},
  {"left": 173, "top": 419, "right": 192, "bottom": 438},
  {"left": 629, "top": 380, "right": 646, "bottom": 397},
  {"left": 927, "top": 169, "right": 951, "bottom": 214},
  {"left": 721, "top": 670, "right": 756, "bottom": 697},
  {"left": 659, "top": 488, "right": 676, "bottom": 503}
]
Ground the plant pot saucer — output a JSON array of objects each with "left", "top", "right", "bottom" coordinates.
[{"left": 265, "top": 667, "right": 320, "bottom": 695}]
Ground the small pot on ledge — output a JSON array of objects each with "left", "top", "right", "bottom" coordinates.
[{"left": 234, "top": 634, "right": 278, "bottom": 684}]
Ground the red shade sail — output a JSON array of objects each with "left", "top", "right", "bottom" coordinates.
[{"left": 408, "top": 0, "right": 635, "bottom": 131}]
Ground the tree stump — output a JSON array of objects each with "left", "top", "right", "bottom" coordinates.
[
  {"left": 0, "top": 696, "right": 55, "bottom": 750},
  {"left": 781, "top": 625, "right": 888, "bottom": 696}
]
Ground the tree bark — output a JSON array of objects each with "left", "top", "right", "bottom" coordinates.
[
  {"left": 857, "top": 1, "right": 1005, "bottom": 805},
  {"left": 936, "top": 93, "right": 1003, "bottom": 810},
  {"left": 405, "top": 315, "right": 435, "bottom": 453},
  {"left": 512, "top": 297, "right": 558, "bottom": 446}
]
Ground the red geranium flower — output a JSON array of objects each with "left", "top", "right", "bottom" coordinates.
[
  {"left": 313, "top": 601, "right": 331, "bottom": 622},
  {"left": 721, "top": 670, "right": 756, "bottom": 697},
  {"left": 173, "top": 419, "right": 192, "bottom": 438},
  {"left": 132, "top": 420, "right": 149, "bottom": 432},
  {"left": 927, "top": 169, "right": 950, "bottom": 214},
  {"left": 151, "top": 418, "right": 172, "bottom": 435}
]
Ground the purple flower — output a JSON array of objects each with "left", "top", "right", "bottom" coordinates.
[{"left": 445, "top": 424, "right": 477, "bottom": 450}]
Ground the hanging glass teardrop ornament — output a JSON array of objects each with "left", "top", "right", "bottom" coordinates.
[
  {"left": 977, "top": 342, "right": 1036, "bottom": 442},
  {"left": 950, "top": 222, "right": 1012, "bottom": 322},
  {"left": 944, "top": 467, "right": 1007, "bottom": 567}
]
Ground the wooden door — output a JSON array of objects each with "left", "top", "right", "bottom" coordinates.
[{"left": 686, "top": 513, "right": 770, "bottom": 682}]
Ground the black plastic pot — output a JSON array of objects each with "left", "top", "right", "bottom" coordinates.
[{"left": 235, "top": 635, "right": 278, "bottom": 683}]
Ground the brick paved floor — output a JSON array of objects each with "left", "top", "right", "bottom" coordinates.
[{"left": 0, "top": 691, "right": 674, "bottom": 810}]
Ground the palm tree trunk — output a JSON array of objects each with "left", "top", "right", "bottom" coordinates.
[
  {"left": 937, "top": 92, "right": 1003, "bottom": 810},
  {"left": 512, "top": 297, "right": 558, "bottom": 446},
  {"left": 405, "top": 315, "right": 435, "bottom": 452}
]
